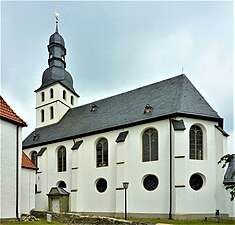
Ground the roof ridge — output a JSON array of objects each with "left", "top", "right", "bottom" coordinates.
[
  {"left": 0, "top": 96, "right": 27, "bottom": 126},
  {"left": 73, "top": 74, "right": 185, "bottom": 109}
]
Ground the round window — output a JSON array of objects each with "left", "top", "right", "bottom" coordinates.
[
  {"left": 143, "top": 174, "right": 159, "bottom": 191},
  {"left": 96, "top": 178, "right": 107, "bottom": 193},
  {"left": 189, "top": 173, "right": 204, "bottom": 191}
]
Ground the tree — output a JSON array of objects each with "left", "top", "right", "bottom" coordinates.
[{"left": 218, "top": 154, "right": 235, "bottom": 201}]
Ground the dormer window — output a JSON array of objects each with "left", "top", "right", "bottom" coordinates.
[
  {"left": 90, "top": 104, "right": 98, "bottom": 112},
  {"left": 144, "top": 104, "right": 152, "bottom": 114}
]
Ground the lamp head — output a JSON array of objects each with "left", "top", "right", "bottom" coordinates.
[{"left": 123, "top": 182, "right": 129, "bottom": 189}]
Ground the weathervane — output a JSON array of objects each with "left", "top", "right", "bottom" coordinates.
[{"left": 55, "top": 12, "right": 60, "bottom": 32}]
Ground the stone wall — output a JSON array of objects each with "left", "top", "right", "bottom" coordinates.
[{"left": 31, "top": 210, "right": 132, "bottom": 225}]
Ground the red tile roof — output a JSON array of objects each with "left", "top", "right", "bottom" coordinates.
[
  {"left": 22, "top": 151, "right": 37, "bottom": 170},
  {"left": 0, "top": 96, "right": 27, "bottom": 126}
]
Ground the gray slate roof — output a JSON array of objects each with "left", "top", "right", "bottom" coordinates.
[
  {"left": 35, "top": 66, "right": 78, "bottom": 96},
  {"left": 23, "top": 74, "right": 222, "bottom": 148}
]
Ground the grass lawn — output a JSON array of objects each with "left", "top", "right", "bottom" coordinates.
[
  {"left": 0, "top": 220, "right": 63, "bottom": 225},
  {"left": 1, "top": 218, "right": 234, "bottom": 225},
  {"left": 129, "top": 218, "right": 235, "bottom": 225}
]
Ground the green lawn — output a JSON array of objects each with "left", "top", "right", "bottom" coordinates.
[
  {"left": 0, "top": 220, "right": 63, "bottom": 225},
  {"left": 129, "top": 218, "right": 235, "bottom": 225},
  {"left": 1, "top": 218, "right": 234, "bottom": 225}
]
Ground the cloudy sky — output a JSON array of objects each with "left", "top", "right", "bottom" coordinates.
[{"left": 1, "top": 1, "right": 233, "bottom": 152}]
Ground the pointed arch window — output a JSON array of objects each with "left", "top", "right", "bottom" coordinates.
[
  {"left": 190, "top": 125, "right": 203, "bottom": 160},
  {"left": 142, "top": 128, "right": 158, "bottom": 162},
  {"left": 63, "top": 90, "right": 67, "bottom": 100},
  {"left": 50, "top": 88, "right": 54, "bottom": 98},
  {"left": 58, "top": 146, "right": 66, "bottom": 172},
  {"left": 50, "top": 106, "right": 54, "bottom": 119},
  {"left": 31, "top": 151, "right": 37, "bottom": 167},
  {"left": 41, "top": 109, "right": 45, "bottom": 122},
  {"left": 41, "top": 92, "right": 45, "bottom": 102},
  {"left": 96, "top": 138, "right": 108, "bottom": 167}
]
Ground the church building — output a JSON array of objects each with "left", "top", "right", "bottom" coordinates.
[{"left": 22, "top": 21, "right": 233, "bottom": 219}]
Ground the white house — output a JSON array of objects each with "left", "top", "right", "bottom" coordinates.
[
  {"left": 22, "top": 23, "right": 234, "bottom": 219},
  {"left": 0, "top": 96, "right": 27, "bottom": 220},
  {"left": 21, "top": 152, "right": 37, "bottom": 215}
]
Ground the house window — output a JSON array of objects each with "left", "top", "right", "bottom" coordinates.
[
  {"left": 190, "top": 125, "right": 203, "bottom": 160},
  {"left": 71, "top": 96, "right": 74, "bottom": 105},
  {"left": 58, "top": 146, "right": 66, "bottom": 172},
  {"left": 143, "top": 174, "right": 159, "bottom": 191},
  {"left": 96, "top": 138, "right": 108, "bottom": 167},
  {"left": 50, "top": 88, "right": 54, "bottom": 98},
  {"left": 63, "top": 90, "right": 66, "bottom": 100},
  {"left": 50, "top": 106, "right": 54, "bottom": 119},
  {"left": 31, "top": 151, "right": 37, "bottom": 167},
  {"left": 41, "top": 92, "right": 45, "bottom": 102},
  {"left": 41, "top": 110, "right": 45, "bottom": 122},
  {"left": 96, "top": 178, "right": 107, "bottom": 193},
  {"left": 142, "top": 128, "right": 158, "bottom": 162}
]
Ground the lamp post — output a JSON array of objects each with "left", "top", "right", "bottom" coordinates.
[{"left": 122, "top": 182, "right": 129, "bottom": 220}]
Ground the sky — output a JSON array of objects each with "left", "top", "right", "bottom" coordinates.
[{"left": 1, "top": 1, "right": 234, "bottom": 153}]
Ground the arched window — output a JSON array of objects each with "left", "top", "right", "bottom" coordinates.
[
  {"left": 142, "top": 128, "right": 158, "bottom": 162},
  {"left": 189, "top": 125, "right": 203, "bottom": 160},
  {"left": 50, "top": 106, "right": 54, "bottom": 119},
  {"left": 57, "top": 146, "right": 66, "bottom": 172},
  {"left": 50, "top": 88, "right": 54, "bottom": 98},
  {"left": 41, "top": 92, "right": 45, "bottom": 102},
  {"left": 71, "top": 96, "right": 74, "bottom": 105},
  {"left": 31, "top": 151, "right": 37, "bottom": 166},
  {"left": 41, "top": 109, "right": 45, "bottom": 122},
  {"left": 96, "top": 138, "right": 108, "bottom": 167},
  {"left": 63, "top": 90, "right": 66, "bottom": 100}
]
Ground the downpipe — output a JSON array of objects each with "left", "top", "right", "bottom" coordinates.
[
  {"left": 169, "top": 118, "right": 173, "bottom": 220},
  {"left": 16, "top": 125, "right": 20, "bottom": 221}
]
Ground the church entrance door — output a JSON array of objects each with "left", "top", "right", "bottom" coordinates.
[{"left": 52, "top": 198, "right": 60, "bottom": 212}]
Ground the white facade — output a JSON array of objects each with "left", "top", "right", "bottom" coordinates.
[
  {"left": 23, "top": 117, "right": 230, "bottom": 219},
  {"left": 21, "top": 168, "right": 36, "bottom": 214},
  {"left": 0, "top": 119, "right": 22, "bottom": 219},
  {"left": 35, "top": 83, "right": 78, "bottom": 128}
]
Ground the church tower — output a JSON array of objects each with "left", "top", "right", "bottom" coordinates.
[{"left": 35, "top": 16, "right": 79, "bottom": 128}]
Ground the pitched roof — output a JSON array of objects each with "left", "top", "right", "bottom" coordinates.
[
  {"left": 22, "top": 152, "right": 37, "bottom": 170},
  {"left": 0, "top": 96, "right": 27, "bottom": 126},
  {"left": 23, "top": 74, "right": 222, "bottom": 149}
]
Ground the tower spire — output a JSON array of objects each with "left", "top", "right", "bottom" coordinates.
[{"left": 55, "top": 12, "right": 60, "bottom": 33}]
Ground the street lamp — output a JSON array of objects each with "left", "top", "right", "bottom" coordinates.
[{"left": 122, "top": 182, "right": 129, "bottom": 220}]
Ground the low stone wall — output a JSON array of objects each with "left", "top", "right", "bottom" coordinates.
[{"left": 31, "top": 210, "right": 133, "bottom": 225}]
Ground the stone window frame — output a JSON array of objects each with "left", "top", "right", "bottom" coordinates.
[
  {"left": 142, "top": 128, "right": 159, "bottom": 162},
  {"left": 96, "top": 138, "right": 108, "bottom": 168}
]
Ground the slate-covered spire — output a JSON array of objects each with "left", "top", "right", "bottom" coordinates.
[
  {"left": 48, "top": 14, "right": 66, "bottom": 68},
  {"left": 35, "top": 15, "right": 78, "bottom": 96}
]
